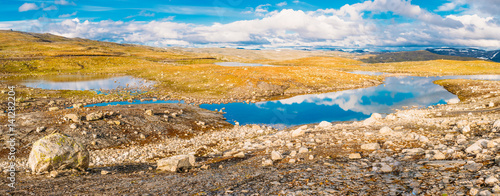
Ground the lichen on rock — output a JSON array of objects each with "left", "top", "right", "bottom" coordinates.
[{"left": 28, "top": 133, "right": 89, "bottom": 174}]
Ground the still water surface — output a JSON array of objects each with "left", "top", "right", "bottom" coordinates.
[{"left": 21, "top": 73, "right": 500, "bottom": 127}]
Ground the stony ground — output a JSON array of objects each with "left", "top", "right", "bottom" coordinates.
[{"left": 1, "top": 79, "right": 500, "bottom": 195}]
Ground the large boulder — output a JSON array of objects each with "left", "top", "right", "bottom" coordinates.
[
  {"left": 317, "top": 121, "right": 333, "bottom": 129},
  {"left": 157, "top": 155, "right": 195, "bottom": 172},
  {"left": 28, "top": 133, "right": 89, "bottom": 173},
  {"left": 86, "top": 112, "right": 103, "bottom": 121},
  {"left": 63, "top": 114, "right": 80, "bottom": 123}
]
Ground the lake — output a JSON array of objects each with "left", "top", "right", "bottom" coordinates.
[{"left": 19, "top": 73, "right": 500, "bottom": 127}]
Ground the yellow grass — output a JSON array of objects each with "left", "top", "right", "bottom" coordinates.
[
  {"left": 0, "top": 31, "right": 382, "bottom": 100},
  {"left": 262, "top": 56, "right": 500, "bottom": 76}
]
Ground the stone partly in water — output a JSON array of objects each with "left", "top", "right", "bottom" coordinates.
[
  {"left": 157, "top": 155, "right": 195, "bottom": 172},
  {"left": 28, "top": 133, "right": 89, "bottom": 173}
]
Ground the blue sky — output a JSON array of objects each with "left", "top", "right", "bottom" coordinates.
[{"left": 2, "top": 0, "right": 500, "bottom": 50}]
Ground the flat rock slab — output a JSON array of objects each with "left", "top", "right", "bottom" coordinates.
[{"left": 421, "top": 160, "right": 466, "bottom": 170}]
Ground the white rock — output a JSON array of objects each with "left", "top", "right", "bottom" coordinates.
[
  {"left": 317, "top": 121, "right": 333, "bottom": 129},
  {"left": 363, "top": 115, "right": 378, "bottom": 126},
  {"left": 444, "top": 134, "right": 455, "bottom": 141},
  {"left": 262, "top": 159, "right": 273, "bottom": 166},
  {"left": 86, "top": 112, "right": 103, "bottom": 121},
  {"left": 36, "top": 126, "right": 46, "bottom": 133},
  {"left": 402, "top": 148, "right": 425, "bottom": 156},
  {"left": 28, "top": 133, "right": 89, "bottom": 173},
  {"left": 425, "top": 160, "right": 466, "bottom": 170},
  {"left": 433, "top": 151, "right": 446, "bottom": 160},
  {"left": 494, "top": 120, "right": 500, "bottom": 128},
  {"left": 479, "top": 190, "right": 491, "bottom": 196},
  {"left": 492, "top": 185, "right": 500, "bottom": 193},
  {"left": 361, "top": 143, "right": 380, "bottom": 151},
  {"left": 290, "top": 150, "right": 297, "bottom": 157},
  {"left": 489, "top": 102, "right": 495, "bottom": 107},
  {"left": 157, "top": 154, "right": 195, "bottom": 172},
  {"left": 101, "top": 170, "right": 110, "bottom": 175},
  {"left": 298, "top": 147, "right": 309, "bottom": 154},
  {"left": 291, "top": 128, "right": 306, "bottom": 138},
  {"left": 447, "top": 98, "right": 460, "bottom": 104},
  {"left": 379, "top": 126, "right": 393, "bottom": 135},
  {"left": 462, "top": 125, "right": 471, "bottom": 133},
  {"left": 371, "top": 113, "right": 382, "bottom": 119},
  {"left": 470, "top": 188, "right": 479, "bottom": 196},
  {"left": 234, "top": 152, "right": 245, "bottom": 158},
  {"left": 419, "top": 136, "right": 430, "bottom": 143},
  {"left": 69, "top": 124, "right": 77, "bottom": 129},
  {"left": 49, "top": 170, "right": 59, "bottom": 178},
  {"left": 380, "top": 164, "right": 392, "bottom": 173},
  {"left": 271, "top": 151, "right": 283, "bottom": 161},
  {"left": 349, "top": 153, "right": 361, "bottom": 159},
  {"left": 487, "top": 141, "right": 498, "bottom": 148},
  {"left": 64, "top": 114, "right": 80, "bottom": 123},
  {"left": 466, "top": 139, "right": 489, "bottom": 154},
  {"left": 145, "top": 110, "right": 153, "bottom": 116},
  {"left": 386, "top": 114, "right": 396, "bottom": 121},
  {"left": 485, "top": 176, "right": 499, "bottom": 186},
  {"left": 48, "top": 107, "right": 59, "bottom": 111}
]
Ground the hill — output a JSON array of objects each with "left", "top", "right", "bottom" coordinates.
[
  {"left": 360, "top": 50, "right": 479, "bottom": 63},
  {"left": 0, "top": 30, "right": 381, "bottom": 101},
  {"left": 427, "top": 48, "right": 500, "bottom": 63}
]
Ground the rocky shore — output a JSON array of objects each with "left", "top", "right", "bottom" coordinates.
[{"left": 0, "top": 79, "right": 499, "bottom": 195}]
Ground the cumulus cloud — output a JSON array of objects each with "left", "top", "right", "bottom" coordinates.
[
  {"left": 43, "top": 5, "right": 58, "bottom": 11},
  {"left": 19, "top": 3, "right": 39, "bottom": 12},
  {"left": 55, "top": 0, "right": 76, "bottom": 6},
  {"left": 5, "top": 0, "right": 500, "bottom": 49},
  {"left": 59, "top": 11, "right": 77, "bottom": 18},
  {"left": 277, "top": 2, "right": 287, "bottom": 7},
  {"left": 436, "top": 2, "right": 460, "bottom": 12}
]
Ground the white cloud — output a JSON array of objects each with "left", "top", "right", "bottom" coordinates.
[
  {"left": 436, "top": 2, "right": 460, "bottom": 12},
  {"left": 126, "top": 10, "right": 156, "bottom": 19},
  {"left": 5, "top": 0, "right": 500, "bottom": 49},
  {"left": 19, "top": 3, "right": 39, "bottom": 12},
  {"left": 43, "top": 5, "right": 58, "bottom": 11},
  {"left": 347, "top": 0, "right": 464, "bottom": 28},
  {"left": 277, "top": 2, "right": 287, "bottom": 7},
  {"left": 55, "top": 0, "right": 76, "bottom": 6},
  {"left": 59, "top": 11, "right": 77, "bottom": 18}
]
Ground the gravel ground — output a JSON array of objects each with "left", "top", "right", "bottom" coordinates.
[{"left": 1, "top": 79, "right": 500, "bottom": 195}]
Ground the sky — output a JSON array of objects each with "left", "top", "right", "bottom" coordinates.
[{"left": 2, "top": 0, "right": 500, "bottom": 50}]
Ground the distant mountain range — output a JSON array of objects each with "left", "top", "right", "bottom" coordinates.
[
  {"left": 360, "top": 50, "right": 479, "bottom": 63},
  {"left": 427, "top": 48, "right": 500, "bottom": 63}
]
